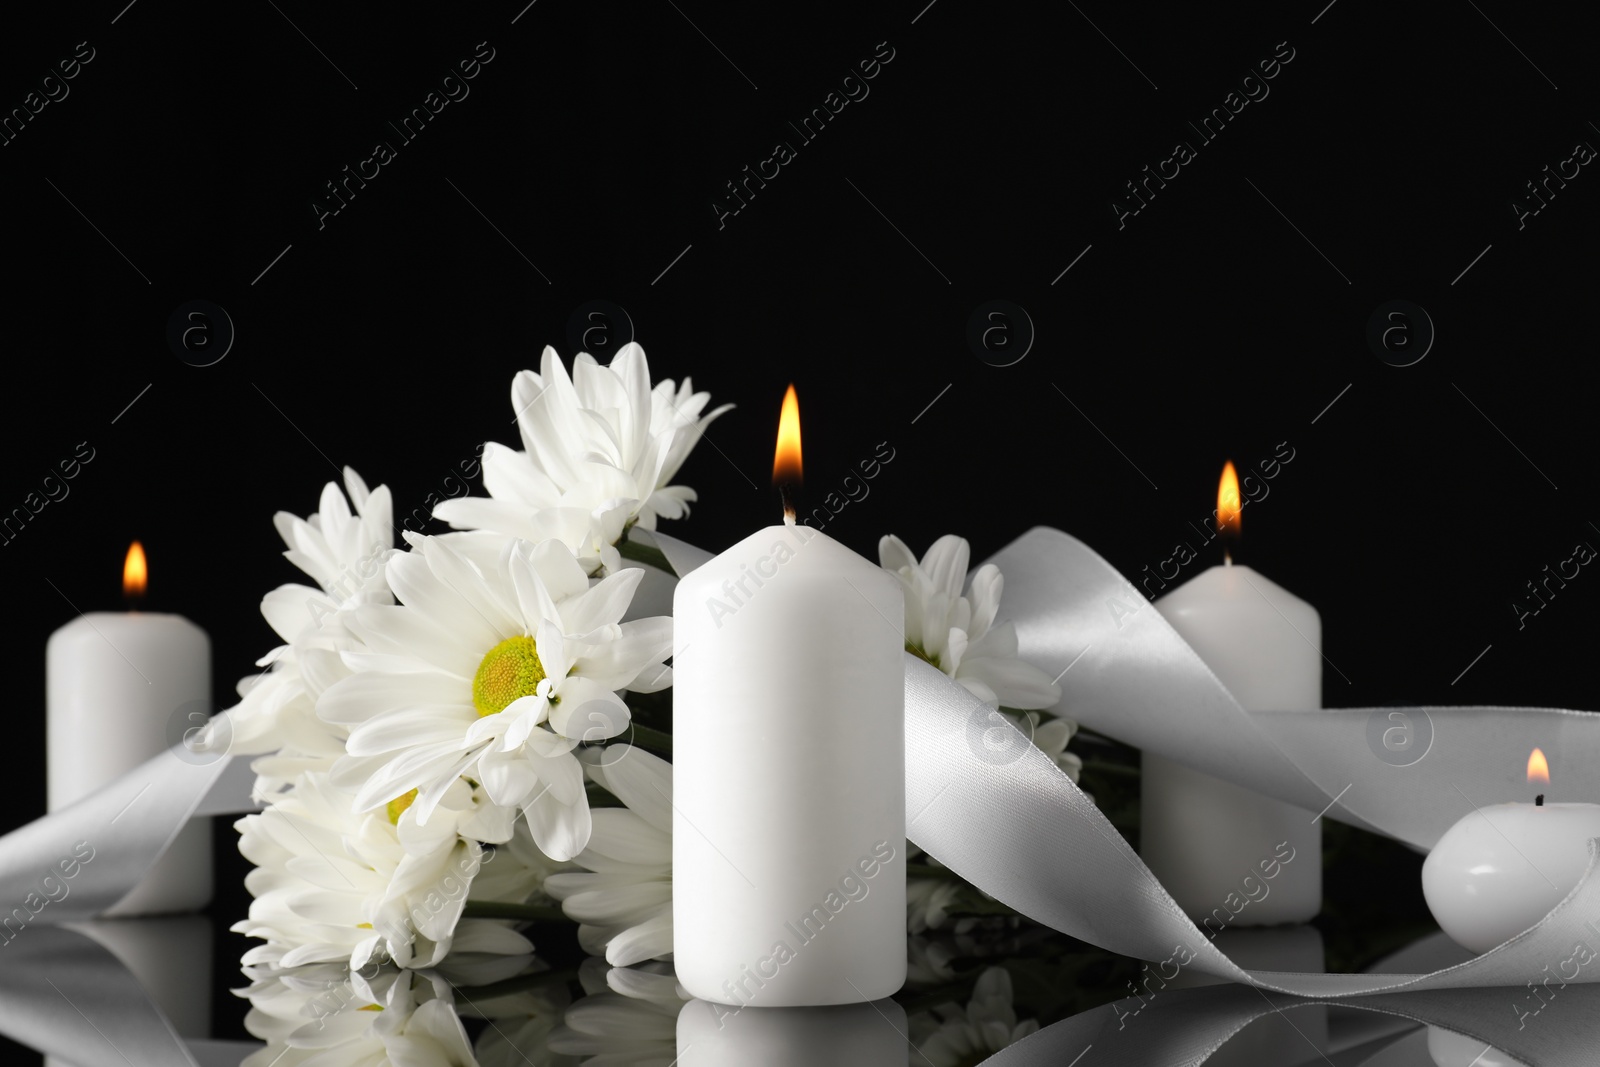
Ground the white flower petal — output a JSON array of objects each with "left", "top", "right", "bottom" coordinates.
[
  {"left": 578, "top": 809, "right": 672, "bottom": 867},
  {"left": 920, "top": 535, "right": 971, "bottom": 600},
  {"left": 560, "top": 566, "right": 644, "bottom": 635},
  {"left": 320, "top": 669, "right": 467, "bottom": 727},
  {"left": 603, "top": 909, "right": 675, "bottom": 967},
  {"left": 260, "top": 584, "right": 323, "bottom": 644},
  {"left": 344, "top": 706, "right": 476, "bottom": 757},
  {"left": 524, "top": 785, "right": 592, "bottom": 862},
  {"left": 480, "top": 441, "right": 559, "bottom": 507},
  {"left": 549, "top": 679, "right": 630, "bottom": 742},
  {"left": 960, "top": 654, "right": 1061, "bottom": 711},
  {"left": 583, "top": 745, "right": 672, "bottom": 836}
]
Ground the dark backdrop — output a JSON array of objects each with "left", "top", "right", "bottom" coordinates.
[{"left": 3, "top": 0, "right": 1597, "bottom": 1054}]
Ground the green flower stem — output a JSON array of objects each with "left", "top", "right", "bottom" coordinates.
[
  {"left": 1079, "top": 760, "right": 1139, "bottom": 778},
  {"left": 460, "top": 901, "right": 569, "bottom": 923},
  {"left": 895, "top": 982, "right": 978, "bottom": 1016},
  {"left": 625, "top": 723, "right": 673, "bottom": 754},
  {"left": 905, "top": 863, "right": 967, "bottom": 882},
  {"left": 1074, "top": 727, "right": 1136, "bottom": 751},
  {"left": 616, "top": 535, "right": 677, "bottom": 576},
  {"left": 453, "top": 967, "right": 579, "bottom": 1001}
]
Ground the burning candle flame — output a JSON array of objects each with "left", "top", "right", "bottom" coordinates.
[
  {"left": 1217, "top": 461, "right": 1242, "bottom": 538},
  {"left": 123, "top": 541, "right": 148, "bottom": 600},
  {"left": 773, "top": 385, "right": 803, "bottom": 521},
  {"left": 1528, "top": 747, "right": 1551, "bottom": 785}
]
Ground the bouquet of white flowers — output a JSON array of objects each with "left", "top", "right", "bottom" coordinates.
[{"left": 224, "top": 343, "right": 1076, "bottom": 1064}]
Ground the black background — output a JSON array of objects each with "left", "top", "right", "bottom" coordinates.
[{"left": 3, "top": 0, "right": 1598, "bottom": 1055}]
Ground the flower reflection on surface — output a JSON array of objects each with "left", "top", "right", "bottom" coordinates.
[
  {"left": 908, "top": 966, "right": 1039, "bottom": 1067},
  {"left": 546, "top": 959, "right": 687, "bottom": 1065}
]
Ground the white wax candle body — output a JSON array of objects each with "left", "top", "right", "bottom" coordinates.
[
  {"left": 1421, "top": 801, "right": 1600, "bottom": 954},
  {"left": 46, "top": 612, "right": 213, "bottom": 915},
  {"left": 1141, "top": 564, "right": 1322, "bottom": 926},
  {"left": 673, "top": 524, "right": 906, "bottom": 1007}
]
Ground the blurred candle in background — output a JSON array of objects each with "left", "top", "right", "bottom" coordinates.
[
  {"left": 46, "top": 541, "right": 213, "bottom": 915},
  {"left": 1140, "top": 463, "right": 1323, "bottom": 926}
]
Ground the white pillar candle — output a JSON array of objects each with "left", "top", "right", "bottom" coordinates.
[
  {"left": 672, "top": 386, "right": 906, "bottom": 1007},
  {"left": 45, "top": 543, "right": 213, "bottom": 915},
  {"left": 1422, "top": 751, "right": 1600, "bottom": 954},
  {"left": 1141, "top": 556, "right": 1323, "bottom": 926}
]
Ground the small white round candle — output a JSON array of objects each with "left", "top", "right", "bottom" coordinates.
[
  {"left": 45, "top": 543, "right": 212, "bottom": 915},
  {"left": 1422, "top": 759, "right": 1600, "bottom": 954},
  {"left": 672, "top": 386, "right": 906, "bottom": 1007}
]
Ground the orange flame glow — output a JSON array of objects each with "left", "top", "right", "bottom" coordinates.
[
  {"left": 123, "top": 541, "right": 148, "bottom": 599},
  {"left": 1217, "top": 461, "right": 1242, "bottom": 537},
  {"left": 773, "top": 384, "right": 803, "bottom": 487},
  {"left": 1528, "top": 747, "right": 1551, "bottom": 785}
]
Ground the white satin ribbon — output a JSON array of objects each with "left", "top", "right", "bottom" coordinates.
[
  {"left": 5, "top": 525, "right": 1598, "bottom": 1002},
  {"left": 0, "top": 924, "right": 202, "bottom": 1066},
  {"left": 985, "top": 983, "right": 1600, "bottom": 1067},
  {"left": 904, "top": 649, "right": 1600, "bottom": 995},
  {"left": 989, "top": 527, "right": 1600, "bottom": 851},
  {"left": 650, "top": 528, "right": 1600, "bottom": 996},
  {"left": 0, "top": 741, "right": 240, "bottom": 920}
]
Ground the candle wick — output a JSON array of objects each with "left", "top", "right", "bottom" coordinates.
[
  {"left": 1536, "top": 793, "right": 1545, "bottom": 807},
  {"left": 1223, "top": 550, "right": 1232, "bottom": 567},
  {"left": 779, "top": 482, "right": 797, "bottom": 526}
]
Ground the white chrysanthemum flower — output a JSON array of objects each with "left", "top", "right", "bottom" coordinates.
[
  {"left": 433, "top": 344, "right": 731, "bottom": 574},
  {"left": 239, "top": 961, "right": 478, "bottom": 1067},
  {"left": 222, "top": 468, "right": 395, "bottom": 793},
  {"left": 909, "top": 967, "right": 1040, "bottom": 1067},
  {"left": 880, "top": 534, "right": 1062, "bottom": 711},
  {"left": 469, "top": 812, "right": 577, "bottom": 909},
  {"left": 546, "top": 958, "right": 687, "bottom": 1065},
  {"left": 544, "top": 745, "right": 673, "bottom": 967},
  {"left": 906, "top": 877, "right": 964, "bottom": 936},
  {"left": 227, "top": 666, "right": 344, "bottom": 800},
  {"left": 232, "top": 772, "right": 524, "bottom": 971},
  {"left": 906, "top": 935, "right": 959, "bottom": 987},
  {"left": 321, "top": 533, "right": 673, "bottom": 861},
  {"left": 1018, "top": 710, "right": 1083, "bottom": 783},
  {"left": 270, "top": 469, "right": 398, "bottom": 626}
]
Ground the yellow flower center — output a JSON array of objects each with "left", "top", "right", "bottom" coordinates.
[
  {"left": 907, "top": 641, "right": 941, "bottom": 670},
  {"left": 359, "top": 1004, "right": 383, "bottom": 1012},
  {"left": 386, "top": 789, "right": 418, "bottom": 825},
  {"left": 473, "top": 635, "right": 546, "bottom": 717}
]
